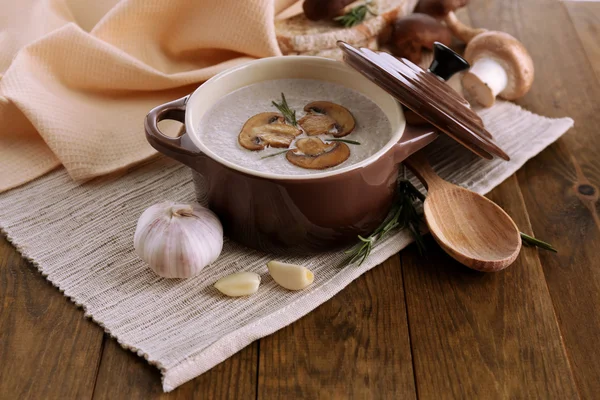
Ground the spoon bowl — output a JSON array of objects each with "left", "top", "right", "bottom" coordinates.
[
  {"left": 424, "top": 187, "right": 521, "bottom": 271},
  {"left": 405, "top": 151, "right": 521, "bottom": 271}
]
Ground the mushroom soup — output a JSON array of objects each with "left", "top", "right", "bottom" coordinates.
[{"left": 197, "top": 79, "right": 392, "bottom": 176}]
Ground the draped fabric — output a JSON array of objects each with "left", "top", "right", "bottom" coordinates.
[{"left": 0, "top": 0, "right": 296, "bottom": 191}]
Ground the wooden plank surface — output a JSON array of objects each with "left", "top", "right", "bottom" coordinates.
[
  {"left": 0, "top": 1, "right": 598, "bottom": 398},
  {"left": 467, "top": 0, "right": 600, "bottom": 397},
  {"left": 257, "top": 256, "right": 416, "bottom": 399},
  {"left": 565, "top": 2, "right": 600, "bottom": 82},
  {"left": 401, "top": 177, "right": 579, "bottom": 399},
  {"left": 92, "top": 338, "right": 258, "bottom": 399},
  {"left": 0, "top": 237, "right": 104, "bottom": 399}
]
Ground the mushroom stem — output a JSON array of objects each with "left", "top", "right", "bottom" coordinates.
[
  {"left": 462, "top": 57, "right": 508, "bottom": 107},
  {"left": 444, "top": 11, "right": 487, "bottom": 43}
]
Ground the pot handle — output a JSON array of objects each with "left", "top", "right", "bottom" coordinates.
[
  {"left": 145, "top": 95, "right": 202, "bottom": 167},
  {"left": 393, "top": 124, "right": 439, "bottom": 163}
]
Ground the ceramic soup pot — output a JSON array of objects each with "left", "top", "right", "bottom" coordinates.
[{"left": 145, "top": 56, "right": 438, "bottom": 254}]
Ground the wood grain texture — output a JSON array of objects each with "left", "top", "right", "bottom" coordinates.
[
  {"left": 92, "top": 338, "right": 258, "bottom": 399},
  {"left": 257, "top": 256, "right": 416, "bottom": 399},
  {"left": 0, "top": 1, "right": 599, "bottom": 398},
  {"left": 467, "top": 0, "right": 600, "bottom": 397},
  {"left": 0, "top": 236, "right": 104, "bottom": 400},
  {"left": 402, "top": 176, "right": 579, "bottom": 399},
  {"left": 565, "top": 2, "right": 600, "bottom": 82}
]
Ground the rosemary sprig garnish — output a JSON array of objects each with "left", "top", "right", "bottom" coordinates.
[
  {"left": 345, "top": 180, "right": 425, "bottom": 266},
  {"left": 326, "top": 138, "right": 361, "bottom": 145},
  {"left": 334, "top": 0, "right": 377, "bottom": 28},
  {"left": 272, "top": 93, "right": 297, "bottom": 127},
  {"left": 260, "top": 149, "right": 292, "bottom": 159},
  {"left": 520, "top": 232, "right": 557, "bottom": 252}
]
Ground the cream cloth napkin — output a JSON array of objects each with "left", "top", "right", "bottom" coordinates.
[
  {"left": 0, "top": 99, "right": 573, "bottom": 391},
  {"left": 0, "top": 0, "right": 297, "bottom": 192}
]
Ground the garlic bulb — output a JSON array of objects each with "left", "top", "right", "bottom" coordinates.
[
  {"left": 134, "top": 201, "right": 223, "bottom": 278},
  {"left": 214, "top": 272, "right": 261, "bottom": 297},
  {"left": 267, "top": 261, "right": 314, "bottom": 290}
]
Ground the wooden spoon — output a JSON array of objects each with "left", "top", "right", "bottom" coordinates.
[{"left": 404, "top": 151, "right": 522, "bottom": 272}]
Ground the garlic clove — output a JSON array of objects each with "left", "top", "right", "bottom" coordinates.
[
  {"left": 134, "top": 201, "right": 223, "bottom": 279},
  {"left": 214, "top": 272, "right": 261, "bottom": 297},
  {"left": 267, "top": 261, "right": 314, "bottom": 291}
]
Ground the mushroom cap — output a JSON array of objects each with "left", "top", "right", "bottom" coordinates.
[
  {"left": 392, "top": 14, "right": 452, "bottom": 63},
  {"left": 286, "top": 138, "right": 350, "bottom": 169},
  {"left": 303, "top": 101, "right": 356, "bottom": 137},
  {"left": 416, "top": 0, "right": 469, "bottom": 18},
  {"left": 303, "top": 0, "right": 355, "bottom": 21},
  {"left": 298, "top": 114, "right": 337, "bottom": 136},
  {"left": 238, "top": 112, "right": 301, "bottom": 151},
  {"left": 464, "top": 31, "right": 534, "bottom": 100}
]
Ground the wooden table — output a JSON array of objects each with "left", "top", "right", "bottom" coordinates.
[{"left": 2, "top": 1, "right": 599, "bottom": 398}]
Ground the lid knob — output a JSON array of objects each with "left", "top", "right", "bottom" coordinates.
[{"left": 428, "top": 42, "right": 470, "bottom": 81}]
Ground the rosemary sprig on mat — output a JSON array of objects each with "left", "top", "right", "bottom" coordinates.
[
  {"left": 345, "top": 180, "right": 425, "bottom": 266},
  {"left": 272, "top": 93, "right": 298, "bottom": 127},
  {"left": 334, "top": 0, "right": 377, "bottom": 28},
  {"left": 344, "top": 179, "right": 557, "bottom": 266},
  {"left": 326, "top": 138, "right": 361, "bottom": 145}
]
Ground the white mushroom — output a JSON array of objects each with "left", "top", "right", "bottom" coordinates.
[{"left": 461, "top": 31, "right": 534, "bottom": 107}]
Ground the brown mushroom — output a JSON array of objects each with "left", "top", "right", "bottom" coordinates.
[
  {"left": 286, "top": 137, "right": 350, "bottom": 170},
  {"left": 415, "top": 1, "right": 534, "bottom": 107},
  {"left": 238, "top": 112, "right": 302, "bottom": 151},
  {"left": 416, "top": 0, "right": 468, "bottom": 19},
  {"left": 415, "top": 0, "right": 486, "bottom": 43},
  {"left": 462, "top": 31, "right": 534, "bottom": 107},
  {"left": 391, "top": 14, "right": 452, "bottom": 64},
  {"left": 444, "top": 11, "right": 487, "bottom": 43},
  {"left": 302, "top": 101, "right": 355, "bottom": 137},
  {"left": 303, "top": 0, "right": 355, "bottom": 21}
]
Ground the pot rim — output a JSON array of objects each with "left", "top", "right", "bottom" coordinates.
[{"left": 184, "top": 56, "right": 406, "bottom": 181}]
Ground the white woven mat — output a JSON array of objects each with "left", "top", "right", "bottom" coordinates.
[{"left": 0, "top": 100, "right": 573, "bottom": 391}]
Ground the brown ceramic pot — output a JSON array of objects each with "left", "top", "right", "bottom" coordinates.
[{"left": 145, "top": 56, "right": 438, "bottom": 254}]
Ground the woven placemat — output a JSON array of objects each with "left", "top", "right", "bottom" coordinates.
[{"left": 0, "top": 96, "right": 572, "bottom": 391}]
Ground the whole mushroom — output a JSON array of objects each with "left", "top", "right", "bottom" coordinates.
[
  {"left": 416, "top": 0, "right": 486, "bottom": 42},
  {"left": 391, "top": 13, "right": 452, "bottom": 63},
  {"left": 462, "top": 31, "right": 534, "bottom": 107},
  {"left": 303, "top": 0, "right": 355, "bottom": 21},
  {"left": 416, "top": 0, "right": 467, "bottom": 18},
  {"left": 416, "top": 0, "right": 534, "bottom": 107}
]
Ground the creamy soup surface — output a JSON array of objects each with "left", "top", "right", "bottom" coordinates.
[{"left": 197, "top": 79, "right": 392, "bottom": 176}]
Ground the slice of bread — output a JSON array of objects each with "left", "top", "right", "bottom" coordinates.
[{"left": 276, "top": 0, "right": 419, "bottom": 54}]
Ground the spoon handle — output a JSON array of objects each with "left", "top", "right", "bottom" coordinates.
[{"left": 403, "top": 150, "right": 449, "bottom": 191}]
